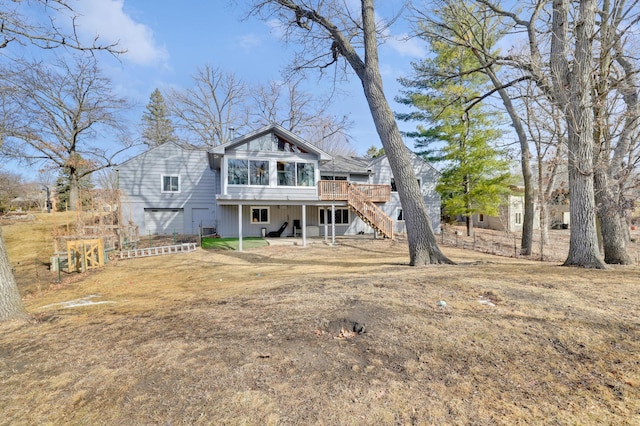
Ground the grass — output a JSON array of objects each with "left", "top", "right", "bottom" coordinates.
[
  {"left": 201, "top": 236, "right": 268, "bottom": 250},
  {"left": 1, "top": 213, "right": 639, "bottom": 425}
]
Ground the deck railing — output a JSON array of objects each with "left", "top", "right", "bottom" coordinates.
[{"left": 318, "top": 181, "right": 390, "bottom": 202}]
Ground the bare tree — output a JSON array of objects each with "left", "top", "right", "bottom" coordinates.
[
  {"left": 303, "top": 115, "right": 357, "bottom": 156},
  {"left": 251, "top": 78, "right": 355, "bottom": 155},
  {"left": 167, "top": 65, "right": 249, "bottom": 147},
  {"left": 548, "top": 0, "right": 603, "bottom": 267},
  {"left": 0, "top": 0, "right": 120, "bottom": 53},
  {"left": 0, "top": 0, "right": 122, "bottom": 322},
  {"left": 0, "top": 55, "right": 132, "bottom": 211},
  {"left": 589, "top": 0, "right": 640, "bottom": 265},
  {"left": 251, "top": 0, "right": 452, "bottom": 265},
  {"left": 467, "top": 0, "right": 609, "bottom": 267}
]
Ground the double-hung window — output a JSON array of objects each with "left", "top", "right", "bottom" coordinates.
[
  {"left": 251, "top": 207, "right": 269, "bottom": 224},
  {"left": 162, "top": 175, "right": 180, "bottom": 193}
]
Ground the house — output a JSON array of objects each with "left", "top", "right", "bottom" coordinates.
[
  {"left": 473, "top": 186, "right": 533, "bottom": 233},
  {"left": 117, "top": 124, "right": 441, "bottom": 245}
]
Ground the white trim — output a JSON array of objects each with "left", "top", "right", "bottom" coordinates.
[
  {"left": 250, "top": 206, "right": 270, "bottom": 224},
  {"left": 161, "top": 174, "right": 180, "bottom": 193}
]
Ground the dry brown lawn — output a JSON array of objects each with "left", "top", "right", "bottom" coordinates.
[{"left": 1, "top": 213, "right": 639, "bottom": 425}]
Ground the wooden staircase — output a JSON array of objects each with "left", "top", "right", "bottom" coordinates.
[{"left": 347, "top": 184, "right": 394, "bottom": 239}]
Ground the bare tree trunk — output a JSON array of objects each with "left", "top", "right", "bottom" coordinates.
[
  {"left": 594, "top": 169, "right": 632, "bottom": 264},
  {"left": 556, "top": 0, "right": 605, "bottom": 268},
  {"left": 0, "top": 228, "right": 27, "bottom": 322},
  {"left": 361, "top": 63, "right": 452, "bottom": 265},
  {"left": 69, "top": 173, "right": 80, "bottom": 211},
  {"left": 361, "top": 1, "right": 452, "bottom": 265}
]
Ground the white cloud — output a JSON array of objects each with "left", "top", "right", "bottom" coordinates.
[
  {"left": 386, "top": 32, "right": 426, "bottom": 58},
  {"left": 237, "top": 33, "right": 263, "bottom": 50},
  {"left": 74, "top": 0, "right": 168, "bottom": 66}
]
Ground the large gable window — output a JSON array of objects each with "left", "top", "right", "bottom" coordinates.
[
  {"left": 228, "top": 159, "right": 269, "bottom": 186},
  {"left": 162, "top": 175, "right": 180, "bottom": 193},
  {"left": 277, "top": 161, "right": 315, "bottom": 186}
]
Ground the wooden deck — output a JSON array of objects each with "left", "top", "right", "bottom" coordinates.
[
  {"left": 318, "top": 181, "right": 394, "bottom": 239},
  {"left": 317, "top": 181, "right": 390, "bottom": 202}
]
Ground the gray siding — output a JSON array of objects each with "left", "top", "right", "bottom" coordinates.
[
  {"left": 367, "top": 154, "right": 441, "bottom": 233},
  {"left": 118, "top": 143, "right": 217, "bottom": 235}
]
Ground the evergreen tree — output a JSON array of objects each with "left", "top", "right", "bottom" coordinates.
[
  {"left": 397, "top": 8, "right": 511, "bottom": 236},
  {"left": 55, "top": 166, "right": 95, "bottom": 211},
  {"left": 141, "top": 88, "right": 177, "bottom": 147},
  {"left": 364, "top": 145, "right": 385, "bottom": 159}
]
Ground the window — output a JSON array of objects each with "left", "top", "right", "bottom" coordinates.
[
  {"left": 278, "top": 161, "right": 315, "bottom": 186},
  {"left": 228, "top": 159, "right": 248, "bottom": 185},
  {"left": 229, "top": 159, "right": 269, "bottom": 186},
  {"left": 515, "top": 213, "right": 522, "bottom": 225},
  {"left": 251, "top": 207, "right": 269, "bottom": 224},
  {"left": 250, "top": 160, "right": 269, "bottom": 185},
  {"left": 320, "top": 208, "right": 349, "bottom": 225},
  {"left": 396, "top": 208, "right": 404, "bottom": 221},
  {"left": 479, "top": 214, "right": 485, "bottom": 222},
  {"left": 162, "top": 175, "right": 180, "bottom": 193},
  {"left": 321, "top": 175, "right": 347, "bottom": 181},
  {"left": 390, "top": 178, "right": 421, "bottom": 192},
  {"left": 297, "top": 163, "right": 315, "bottom": 186}
]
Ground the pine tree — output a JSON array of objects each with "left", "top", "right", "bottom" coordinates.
[
  {"left": 141, "top": 88, "right": 177, "bottom": 147},
  {"left": 397, "top": 9, "right": 512, "bottom": 237},
  {"left": 55, "top": 166, "right": 95, "bottom": 211}
]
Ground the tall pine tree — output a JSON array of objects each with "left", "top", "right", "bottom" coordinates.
[
  {"left": 397, "top": 10, "right": 511, "bottom": 237},
  {"left": 141, "top": 88, "right": 177, "bottom": 147}
]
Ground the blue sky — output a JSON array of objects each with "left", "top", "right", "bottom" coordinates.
[{"left": 8, "top": 0, "right": 430, "bottom": 178}]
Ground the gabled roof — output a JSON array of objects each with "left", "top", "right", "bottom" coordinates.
[{"left": 209, "top": 123, "right": 333, "bottom": 161}]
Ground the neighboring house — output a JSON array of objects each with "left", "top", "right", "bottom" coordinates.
[
  {"left": 473, "top": 186, "right": 538, "bottom": 233},
  {"left": 117, "top": 124, "right": 441, "bottom": 241}
]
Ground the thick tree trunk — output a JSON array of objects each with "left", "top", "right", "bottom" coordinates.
[
  {"left": 354, "top": 0, "right": 452, "bottom": 265},
  {"left": 69, "top": 173, "right": 79, "bottom": 211},
  {"left": 594, "top": 169, "right": 632, "bottom": 264},
  {"left": 560, "top": 0, "right": 605, "bottom": 268},
  {"left": 0, "top": 228, "right": 28, "bottom": 322},
  {"left": 361, "top": 70, "right": 452, "bottom": 265}
]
